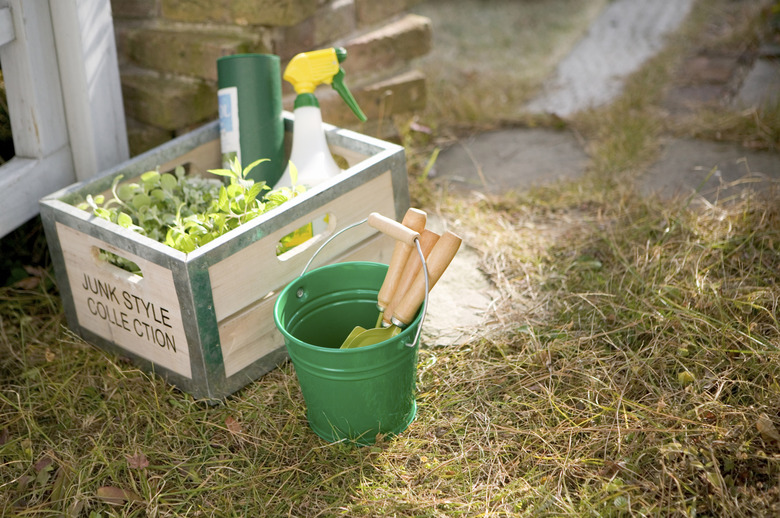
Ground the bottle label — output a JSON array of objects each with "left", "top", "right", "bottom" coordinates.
[{"left": 218, "top": 87, "right": 240, "bottom": 168}]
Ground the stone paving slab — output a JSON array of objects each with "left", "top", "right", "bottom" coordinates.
[
  {"left": 641, "top": 138, "right": 780, "bottom": 202},
  {"left": 431, "top": 128, "right": 589, "bottom": 194}
]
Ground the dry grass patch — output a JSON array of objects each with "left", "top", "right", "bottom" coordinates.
[
  {"left": 4, "top": 179, "right": 778, "bottom": 516},
  {"left": 426, "top": 181, "right": 780, "bottom": 516}
]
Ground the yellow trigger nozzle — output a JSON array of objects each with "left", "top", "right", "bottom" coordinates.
[
  {"left": 283, "top": 47, "right": 367, "bottom": 122},
  {"left": 283, "top": 48, "right": 340, "bottom": 95}
]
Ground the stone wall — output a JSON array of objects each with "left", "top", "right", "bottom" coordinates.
[{"left": 110, "top": 0, "right": 432, "bottom": 155}]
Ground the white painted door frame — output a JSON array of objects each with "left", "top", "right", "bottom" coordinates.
[{"left": 0, "top": 0, "right": 128, "bottom": 238}]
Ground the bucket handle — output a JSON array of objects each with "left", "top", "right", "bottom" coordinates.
[{"left": 301, "top": 213, "right": 430, "bottom": 348}]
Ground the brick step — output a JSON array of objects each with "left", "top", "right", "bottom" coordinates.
[
  {"left": 277, "top": 13, "right": 432, "bottom": 87},
  {"left": 343, "top": 14, "right": 431, "bottom": 81},
  {"left": 118, "top": 13, "right": 430, "bottom": 87},
  {"left": 119, "top": 10, "right": 430, "bottom": 153},
  {"left": 160, "top": 0, "right": 317, "bottom": 27},
  {"left": 117, "top": 23, "right": 267, "bottom": 81},
  {"left": 125, "top": 116, "right": 174, "bottom": 157},
  {"left": 124, "top": 66, "right": 424, "bottom": 154},
  {"left": 309, "top": 69, "right": 427, "bottom": 128},
  {"left": 280, "top": 13, "right": 431, "bottom": 115},
  {"left": 120, "top": 67, "right": 216, "bottom": 131}
]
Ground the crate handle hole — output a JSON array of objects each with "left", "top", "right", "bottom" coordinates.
[
  {"left": 92, "top": 247, "right": 144, "bottom": 278},
  {"left": 276, "top": 213, "right": 336, "bottom": 261}
]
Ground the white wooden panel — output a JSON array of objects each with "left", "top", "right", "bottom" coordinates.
[
  {"left": 0, "top": 0, "right": 74, "bottom": 237},
  {"left": 0, "top": 148, "right": 74, "bottom": 227},
  {"left": 50, "top": 0, "right": 128, "bottom": 181},
  {"left": 0, "top": 0, "right": 129, "bottom": 238},
  {"left": 0, "top": 0, "right": 68, "bottom": 158},
  {"left": 0, "top": 7, "right": 14, "bottom": 47}
]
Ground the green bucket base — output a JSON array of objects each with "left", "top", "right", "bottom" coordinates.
[
  {"left": 273, "top": 262, "right": 423, "bottom": 446},
  {"left": 309, "top": 401, "right": 417, "bottom": 445}
]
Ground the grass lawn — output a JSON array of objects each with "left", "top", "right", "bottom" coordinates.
[{"left": 2, "top": 0, "right": 779, "bottom": 516}]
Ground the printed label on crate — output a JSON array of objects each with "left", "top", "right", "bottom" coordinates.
[{"left": 55, "top": 223, "right": 192, "bottom": 378}]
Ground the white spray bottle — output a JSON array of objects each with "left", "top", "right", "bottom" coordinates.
[{"left": 275, "top": 47, "right": 367, "bottom": 189}]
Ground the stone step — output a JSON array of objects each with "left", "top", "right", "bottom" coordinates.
[{"left": 526, "top": 0, "right": 695, "bottom": 117}]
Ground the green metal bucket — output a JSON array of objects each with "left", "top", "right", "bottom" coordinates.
[{"left": 273, "top": 261, "right": 423, "bottom": 445}]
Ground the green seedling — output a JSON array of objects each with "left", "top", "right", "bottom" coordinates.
[{"left": 77, "top": 159, "right": 304, "bottom": 266}]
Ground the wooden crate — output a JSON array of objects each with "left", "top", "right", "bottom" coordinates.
[{"left": 40, "top": 114, "right": 409, "bottom": 400}]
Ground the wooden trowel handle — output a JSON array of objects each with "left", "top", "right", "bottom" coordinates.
[
  {"left": 372, "top": 209, "right": 426, "bottom": 310},
  {"left": 392, "top": 230, "right": 462, "bottom": 327},
  {"left": 383, "top": 229, "right": 439, "bottom": 324},
  {"left": 368, "top": 212, "right": 421, "bottom": 245}
]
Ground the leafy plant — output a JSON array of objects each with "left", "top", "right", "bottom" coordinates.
[{"left": 78, "top": 158, "right": 304, "bottom": 256}]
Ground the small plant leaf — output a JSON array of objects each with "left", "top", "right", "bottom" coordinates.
[
  {"left": 116, "top": 212, "right": 133, "bottom": 228},
  {"left": 50, "top": 465, "right": 72, "bottom": 504},
  {"left": 85, "top": 194, "right": 98, "bottom": 210},
  {"left": 225, "top": 416, "right": 242, "bottom": 435},
  {"left": 160, "top": 173, "right": 178, "bottom": 192},
  {"left": 140, "top": 170, "right": 160, "bottom": 184},
  {"left": 117, "top": 183, "right": 136, "bottom": 202},
  {"left": 246, "top": 182, "right": 264, "bottom": 205},
  {"left": 229, "top": 155, "right": 242, "bottom": 176},
  {"left": 94, "top": 207, "right": 112, "bottom": 220},
  {"left": 288, "top": 161, "right": 299, "bottom": 186},
  {"left": 208, "top": 168, "right": 237, "bottom": 180},
  {"left": 178, "top": 234, "right": 196, "bottom": 253},
  {"left": 227, "top": 184, "right": 244, "bottom": 202},
  {"left": 110, "top": 174, "right": 124, "bottom": 199},
  {"left": 132, "top": 193, "right": 151, "bottom": 209},
  {"left": 218, "top": 186, "right": 229, "bottom": 212},
  {"left": 677, "top": 371, "right": 696, "bottom": 387},
  {"left": 242, "top": 158, "right": 270, "bottom": 180}
]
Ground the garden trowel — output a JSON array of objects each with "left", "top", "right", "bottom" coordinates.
[
  {"left": 340, "top": 230, "right": 462, "bottom": 349},
  {"left": 339, "top": 210, "right": 425, "bottom": 346}
]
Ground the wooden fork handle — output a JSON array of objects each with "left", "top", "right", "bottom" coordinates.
[
  {"left": 392, "top": 230, "right": 462, "bottom": 327},
  {"left": 372, "top": 209, "right": 426, "bottom": 311}
]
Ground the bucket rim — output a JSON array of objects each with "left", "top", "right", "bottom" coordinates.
[{"left": 273, "top": 261, "right": 423, "bottom": 353}]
